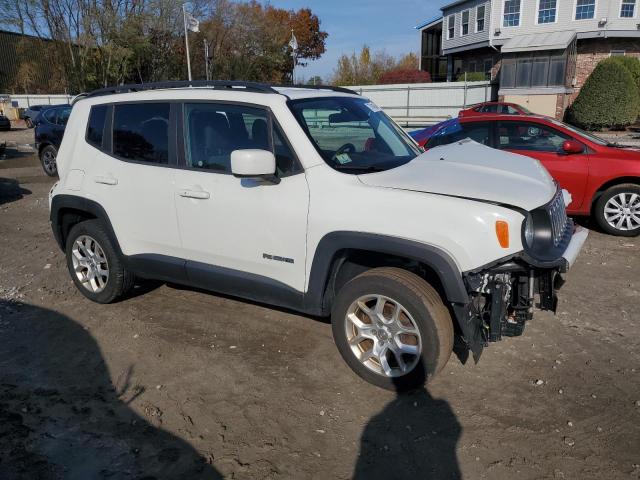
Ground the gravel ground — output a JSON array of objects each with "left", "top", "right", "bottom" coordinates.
[{"left": 0, "top": 142, "right": 639, "bottom": 479}]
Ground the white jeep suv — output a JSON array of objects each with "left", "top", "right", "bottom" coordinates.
[{"left": 49, "top": 81, "right": 588, "bottom": 390}]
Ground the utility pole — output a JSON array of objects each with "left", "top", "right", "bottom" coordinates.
[
  {"left": 183, "top": 4, "right": 192, "bottom": 81},
  {"left": 204, "top": 39, "right": 209, "bottom": 81}
]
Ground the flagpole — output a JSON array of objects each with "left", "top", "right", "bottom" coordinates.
[{"left": 183, "top": 4, "right": 192, "bottom": 81}]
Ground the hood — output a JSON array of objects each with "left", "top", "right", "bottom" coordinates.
[{"left": 358, "top": 139, "right": 557, "bottom": 211}]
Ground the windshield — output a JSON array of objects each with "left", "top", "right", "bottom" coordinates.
[
  {"left": 288, "top": 97, "right": 421, "bottom": 173},
  {"left": 549, "top": 119, "right": 607, "bottom": 146}
]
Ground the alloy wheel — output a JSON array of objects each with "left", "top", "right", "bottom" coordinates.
[
  {"left": 345, "top": 294, "right": 422, "bottom": 378},
  {"left": 42, "top": 149, "right": 57, "bottom": 175},
  {"left": 71, "top": 235, "right": 109, "bottom": 293},
  {"left": 604, "top": 193, "right": 640, "bottom": 232}
]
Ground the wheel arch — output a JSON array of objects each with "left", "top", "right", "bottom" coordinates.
[
  {"left": 50, "top": 195, "right": 122, "bottom": 255},
  {"left": 590, "top": 176, "right": 640, "bottom": 213},
  {"left": 305, "top": 232, "right": 469, "bottom": 317}
]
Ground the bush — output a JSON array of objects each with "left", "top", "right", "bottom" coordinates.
[
  {"left": 456, "top": 71, "right": 487, "bottom": 81},
  {"left": 566, "top": 59, "right": 639, "bottom": 130},
  {"left": 607, "top": 56, "right": 640, "bottom": 93},
  {"left": 378, "top": 69, "right": 431, "bottom": 84}
]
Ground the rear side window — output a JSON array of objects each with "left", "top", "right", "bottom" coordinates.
[
  {"left": 113, "top": 103, "right": 170, "bottom": 164},
  {"left": 86, "top": 105, "right": 107, "bottom": 149}
]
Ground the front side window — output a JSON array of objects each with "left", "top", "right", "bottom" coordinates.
[
  {"left": 461, "top": 10, "right": 470, "bottom": 35},
  {"left": 288, "top": 97, "right": 420, "bottom": 174},
  {"left": 621, "top": 0, "right": 636, "bottom": 17},
  {"left": 113, "top": 103, "right": 170, "bottom": 164},
  {"left": 498, "top": 121, "right": 570, "bottom": 152},
  {"left": 575, "top": 0, "right": 596, "bottom": 19},
  {"left": 476, "top": 5, "right": 486, "bottom": 32},
  {"left": 448, "top": 15, "right": 455, "bottom": 39},
  {"left": 504, "top": 0, "right": 521, "bottom": 26},
  {"left": 86, "top": 105, "right": 107, "bottom": 149},
  {"left": 183, "top": 103, "right": 297, "bottom": 176},
  {"left": 538, "top": 0, "right": 557, "bottom": 23}
]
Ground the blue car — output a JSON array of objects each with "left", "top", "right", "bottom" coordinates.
[
  {"left": 34, "top": 104, "right": 72, "bottom": 176},
  {"left": 409, "top": 118, "right": 461, "bottom": 148}
]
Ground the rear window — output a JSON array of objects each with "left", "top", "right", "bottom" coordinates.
[
  {"left": 113, "top": 103, "right": 170, "bottom": 164},
  {"left": 86, "top": 105, "right": 107, "bottom": 149}
]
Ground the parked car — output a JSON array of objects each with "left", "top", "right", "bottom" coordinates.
[
  {"left": 34, "top": 104, "right": 72, "bottom": 176},
  {"left": 23, "top": 104, "right": 48, "bottom": 128},
  {"left": 417, "top": 115, "right": 640, "bottom": 236},
  {"left": 0, "top": 112, "right": 10, "bottom": 131},
  {"left": 459, "top": 101, "right": 533, "bottom": 118},
  {"left": 49, "top": 81, "right": 587, "bottom": 390}
]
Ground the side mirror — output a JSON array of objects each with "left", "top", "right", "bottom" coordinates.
[
  {"left": 231, "top": 149, "right": 278, "bottom": 183},
  {"left": 561, "top": 140, "right": 584, "bottom": 155}
]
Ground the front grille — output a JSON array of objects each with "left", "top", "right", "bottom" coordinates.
[{"left": 547, "top": 189, "right": 568, "bottom": 247}]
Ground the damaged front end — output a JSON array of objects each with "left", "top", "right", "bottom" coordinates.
[{"left": 453, "top": 188, "right": 588, "bottom": 361}]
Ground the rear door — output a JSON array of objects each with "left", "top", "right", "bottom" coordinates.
[
  {"left": 496, "top": 120, "right": 589, "bottom": 210},
  {"left": 85, "top": 102, "right": 183, "bottom": 267}
]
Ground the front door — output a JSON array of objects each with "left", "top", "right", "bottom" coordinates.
[
  {"left": 172, "top": 101, "right": 309, "bottom": 299},
  {"left": 497, "top": 120, "right": 590, "bottom": 211}
]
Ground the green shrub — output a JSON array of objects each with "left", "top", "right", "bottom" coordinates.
[
  {"left": 607, "top": 56, "right": 640, "bottom": 93},
  {"left": 566, "top": 59, "right": 639, "bottom": 130},
  {"left": 456, "top": 71, "right": 487, "bottom": 81}
]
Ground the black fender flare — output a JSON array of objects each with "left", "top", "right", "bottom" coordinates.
[
  {"left": 50, "top": 194, "right": 123, "bottom": 255},
  {"left": 304, "top": 231, "right": 469, "bottom": 315}
]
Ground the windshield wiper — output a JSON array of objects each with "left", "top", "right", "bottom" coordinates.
[{"left": 332, "top": 164, "right": 387, "bottom": 173}]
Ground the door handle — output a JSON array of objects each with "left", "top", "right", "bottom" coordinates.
[
  {"left": 94, "top": 175, "right": 118, "bottom": 186},
  {"left": 179, "top": 189, "right": 210, "bottom": 200}
]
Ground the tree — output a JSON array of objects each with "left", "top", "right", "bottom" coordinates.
[
  {"left": 0, "top": 0, "right": 328, "bottom": 91},
  {"left": 566, "top": 59, "right": 640, "bottom": 129},
  {"left": 379, "top": 69, "right": 431, "bottom": 84},
  {"left": 308, "top": 76, "right": 324, "bottom": 85},
  {"left": 331, "top": 45, "right": 396, "bottom": 86}
]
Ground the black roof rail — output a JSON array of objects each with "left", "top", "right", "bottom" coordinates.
[
  {"left": 276, "top": 84, "right": 360, "bottom": 95},
  {"left": 82, "top": 80, "right": 279, "bottom": 100}
]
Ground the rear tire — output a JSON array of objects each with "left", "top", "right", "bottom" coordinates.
[
  {"left": 331, "top": 267, "right": 454, "bottom": 391},
  {"left": 594, "top": 184, "right": 640, "bottom": 237},
  {"left": 39, "top": 145, "right": 58, "bottom": 177},
  {"left": 65, "top": 220, "right": 135, "bottom": 303}
]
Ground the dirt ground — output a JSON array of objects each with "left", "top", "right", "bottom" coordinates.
[{"left": 1, "top": 130, "right": 639, "bottom": 479}]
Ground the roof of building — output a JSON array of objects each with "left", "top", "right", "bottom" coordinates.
[
  {"left": 440, "top": 0, "right": 474, "bottom": 11},
  {"left": 415, "top": 16, "right": 443, "bottom": 30},
  {"left": 501, "top": 31, "right": 577, "bottom": 53}
]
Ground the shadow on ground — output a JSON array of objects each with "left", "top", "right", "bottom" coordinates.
[
  {"left": 0, "top": 300, "right": 222, "bottom": 479},
  {"left": 0, "top": 178, "right": 31, "bottom": 206},
  {"left": 354, "top": 366, "right": 462, "bottom": 479}
]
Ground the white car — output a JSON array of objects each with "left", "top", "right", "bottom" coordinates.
[{"left": 49, "top": 81, "right": 588, "bottom": 390}]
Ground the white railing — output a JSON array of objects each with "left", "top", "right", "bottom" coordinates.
[
  {"left": 7, "top": 94, "right": 73, "bottom": 109},
  {"left": 344, "top": 81, "right": 498, "bottom": 127}
]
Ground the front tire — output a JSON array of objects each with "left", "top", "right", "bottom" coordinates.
[
  {"left": 331, "top": 267, "right": 454, "bottom": 391},
  {"left": 594, "top": 184, "right": 640, "bottom": 237},
  {"left": 65, "top": 220, "right": 135, "bottom": 303},
  {"left": 39, "top": 145, "right": 58, "bottom": 177},
  {"left": 25, "top": 118, "right": 33, "bottom": 128}
]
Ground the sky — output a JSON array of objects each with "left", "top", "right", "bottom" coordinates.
[{"left": 268, "top": 0, "right": 448, "bottom": 82}]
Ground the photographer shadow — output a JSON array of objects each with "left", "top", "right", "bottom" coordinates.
[
  {"left": 0, "top": 300, "right": 222, "bottom": 479},
  {"left": 354, "top": 367, "right": 462, "bottom": 480}
]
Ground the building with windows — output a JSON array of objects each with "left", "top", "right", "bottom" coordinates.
[{"left": 418, "top": 0, "right": 640, "bottom": 118}]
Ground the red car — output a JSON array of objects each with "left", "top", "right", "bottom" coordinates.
[
  {"left": 419, "top": 114, "right": 640, "bottom": 236},
  {"left": 459, "top": 101, "right": 532, "bottom": 117}
]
